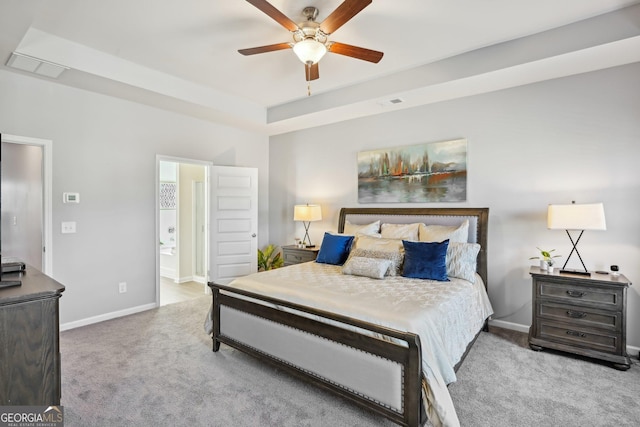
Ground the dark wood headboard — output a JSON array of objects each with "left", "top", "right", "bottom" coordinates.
[{"left": 338, "top": 207, "right": 489, "bottom": 288}]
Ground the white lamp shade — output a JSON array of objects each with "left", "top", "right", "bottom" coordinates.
[
  {"left": 292, "top": 39, "right": 327, "bottom": 64},
  {"left": 294, "top": 204, "right": 322, "bottom": 222},
  {"left": 547, "top": 203, "right": 606, "bottom": 230}
]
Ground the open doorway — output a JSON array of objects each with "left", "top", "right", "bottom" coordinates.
[
  {"left": 1, "top": 134, "right": 52, "bottom": 275},
  {"left": 157, "top": 158, "right": 208, "bottom": 306}
]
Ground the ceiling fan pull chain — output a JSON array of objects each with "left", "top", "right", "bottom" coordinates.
[{"left": 306, "top": 63, "right": 312, "bottom": 96}]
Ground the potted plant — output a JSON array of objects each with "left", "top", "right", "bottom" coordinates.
[
  {"left": 258, "top": 244, "right": 284, "bottom": 271},
  {"left": 546, "top": 257, "right": 557, "bottom": 273},
  {"left": 529, "top": 248, "right": 561, "bottom": 271}
]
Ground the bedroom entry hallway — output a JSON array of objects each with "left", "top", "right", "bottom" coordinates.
[
  {"left": 0, "top": 133, "right": 52, "bottom": 275},
  {"left": 156, "top": 159, "right": 258, "bottom": 306},
  {"left": 157, "top": 158, "right": 208, "bottom": 306}
]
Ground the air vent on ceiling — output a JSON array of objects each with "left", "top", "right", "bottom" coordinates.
[
  {"left": 377, "top": 97, "right": 405, "bottom": 107},
  {"left": 6, "top": 52, "right": 69, "bottom": 78}
]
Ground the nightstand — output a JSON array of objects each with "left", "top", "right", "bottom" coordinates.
[
  {"left": 282, "top": 245, "right": 319, "bottom": 266},
  {"left": 528, "top": 266, "right": 632, "bottom": 370}
]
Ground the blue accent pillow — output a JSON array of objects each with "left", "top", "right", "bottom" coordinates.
[
  {"left": 402, "top": 240, "right": 450, "bottom": 281},
  {"left": 316, "top": 233, "right": 355, "bottom": 265}
]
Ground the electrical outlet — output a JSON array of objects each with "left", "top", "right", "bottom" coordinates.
[
  {"left": 61, "top": 221, "right": 76, "bottom": 234},
  {"left": 119, "top": 282, "right": 127, "bottom": 293}
]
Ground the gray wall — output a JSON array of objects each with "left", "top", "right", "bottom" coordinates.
[
  {"left": 0, "top": 69, "right": 269, "bottom": 325},
  {"left": 269, "top": 63, "right": 640, "bottom": 348}
]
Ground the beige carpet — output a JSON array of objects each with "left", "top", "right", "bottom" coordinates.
[{"left": 60, "top": 295, "right": 640, "bottom": 426}]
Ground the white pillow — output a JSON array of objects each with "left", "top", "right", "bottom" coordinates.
[
  {"left": 344, "top": 220, "right": 381, "bottom": 236},
  {"left": 380, "top": 223, "right": 420, "bottom": 241},
  {"left": 419, "top": 220, "right": 469, "bottom": 243},
  {"left": 447, "top": 242, "right": 480, "bottom": 283},
  {"left": 342, "top": 256, "right": 392, "bottom": 280}
]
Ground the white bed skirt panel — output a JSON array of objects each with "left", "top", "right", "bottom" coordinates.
[{"left": 220, "top": 305, "right": 404, "bottom": 412}]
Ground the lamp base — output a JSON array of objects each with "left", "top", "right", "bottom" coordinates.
[
  {"left": 305, "top": 244, "right": 316, "bottom": 248},
  {"left": 560, "top": 268, "right": 591, "bottom": 276}
]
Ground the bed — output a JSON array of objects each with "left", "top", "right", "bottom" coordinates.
[{"left": 207, "top": 207, "right": 492, "bottom": 427}]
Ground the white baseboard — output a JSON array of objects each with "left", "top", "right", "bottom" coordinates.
[
  {"left": 171, "top": 275, "right": 208, "bottom": 284},
  {"left": 60, "top": 302, "right": 157, "bottom": 331},
  {"left": 488, "top": 319, "right": 530, "bottom": 333},
  {"left": 160, "top": 267, "right": 176, "bottom": 280},
  {"left": 176, "top": 275, "right": 206, "bottom": 284},
  {"left": 487, "top": 319, "right": 640, "bottom": 358}
]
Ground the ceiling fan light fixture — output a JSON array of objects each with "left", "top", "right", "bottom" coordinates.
[{"left": 293, "top": 38, "right": 327, "bottom": 65}]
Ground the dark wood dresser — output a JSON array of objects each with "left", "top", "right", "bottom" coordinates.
[
  {"left": 282, "top": 245, "right": 319, "bottom": 266},
  {"left": 0, "top": 265, "right": 65, "bottom": 405},
  {"left": 528, "top": 266, "right": 631, "bottom": 370}
]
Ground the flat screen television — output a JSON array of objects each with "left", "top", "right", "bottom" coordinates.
[{"left": 1, "top": 132, "right": 23, "bottom": 288}]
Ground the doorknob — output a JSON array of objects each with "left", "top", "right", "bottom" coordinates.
[{"left": 251, "top": 233, "right": 256, "bottom": 238}]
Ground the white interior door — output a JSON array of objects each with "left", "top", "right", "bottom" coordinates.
[{"left": 209, "top": 165, "right": 258, "bottom": 285}]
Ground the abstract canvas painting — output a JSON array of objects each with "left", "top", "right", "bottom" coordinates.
[{"left": 358, "top": 139, "right": 467, "bottom": 203}]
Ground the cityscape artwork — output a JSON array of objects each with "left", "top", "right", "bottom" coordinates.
[{"left": 357, "top": 139, "right": 467, "bottom": 203}]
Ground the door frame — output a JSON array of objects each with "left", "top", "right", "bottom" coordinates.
[
  {"left": 192, "top": 180, "right": 207, "bottom": 283},
  {"left": 1, "top": 134, "right": 52, "bottom": 276},
  {"left": 155, "top": 155, "right": 212, "bottom": 307}
]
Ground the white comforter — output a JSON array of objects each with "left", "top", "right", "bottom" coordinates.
[{"left": 213, "top": 262, "right": 493, "bottom": 427}]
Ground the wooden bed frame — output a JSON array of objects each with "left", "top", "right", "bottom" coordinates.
[{"left": 209, "top": 207, "right": 489, "bottom": 427}]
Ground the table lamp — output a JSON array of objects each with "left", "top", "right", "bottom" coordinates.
[
  {"left": 294, "top": 204, "right": 322, "bottom": 248},
  {"left": 547, "top": 201, "right": 606, "bottom": 276}
]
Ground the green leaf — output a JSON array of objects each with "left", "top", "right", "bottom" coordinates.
[
  {"left": 532, "top": 247, "right": 561, "bottom": 260},
  {"left": 257, "top": 244, "right": 283, "bottom": 271}
]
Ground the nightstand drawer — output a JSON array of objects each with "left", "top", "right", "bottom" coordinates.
[
  {"left": 538, "top": 321, "right": 620, "bottom": 354},
  {"left": 538, "top": 281, "right": 622, "bottom": 309},
  {"left": 281, "top": 245, "right": 319, "bottom": 266},
  {"left": 284, "top": 251, "right": 316, "bottom": 264},
  {"left": 537, "top": 302, "right": 621, "bottom": 331}
]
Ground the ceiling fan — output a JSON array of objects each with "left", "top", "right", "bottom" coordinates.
[{"left": 238, "top": 0, "right": 384, "bottom": 94}]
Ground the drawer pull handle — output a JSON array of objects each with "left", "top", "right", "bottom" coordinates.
[
  {"left": 566, "top": 310, "right": 587, "bottom": 319},
  {"left": 566, "top": 330, "right": 586, "bottom": 338},
  {"left": 566, "top": 290, "right": 585, "bottom": 298}
]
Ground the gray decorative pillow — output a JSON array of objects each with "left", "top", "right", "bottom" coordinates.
[
  {"left": 342, "top": 256, "right": 392, "bottom": 280},
  {"left": 446, "top": 242, "right": 481, "bottom": 283},
  {"left": 353, "top": 235, "right": 404, "bottom": 253},
  {"left": 346, "top": 248, "right": 404, "bottom": 276}
]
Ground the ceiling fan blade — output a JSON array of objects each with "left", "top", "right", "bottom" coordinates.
[
  {"left": 245, "top": 0, "right": 299, "bottom": 32},
  {"left": 320, "top": 0, "right": 372, "bottom": 34},
  {"left": 328, "top": 42, "right": 383, "bottom": 63},
  {"left": 305, "top": 63, "right": 319, "bottom": 81},
  {"left": 238, "top": 43, "right": 292, "bottom": 56}
]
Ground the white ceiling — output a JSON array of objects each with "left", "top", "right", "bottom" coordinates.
[{"left": 1, "top": 0, "right": 639, "bottom": 135}]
